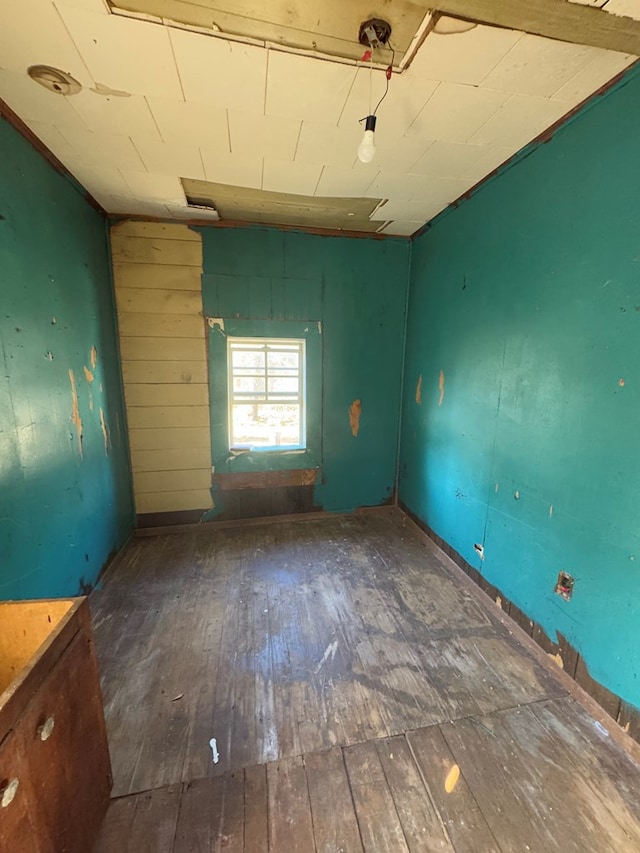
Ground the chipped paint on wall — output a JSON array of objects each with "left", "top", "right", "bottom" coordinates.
[
  {"left": 438, "top": 370, "right": 445, "bottom": 406},
  {"left": 548, "top": 652, "right": 564, "bottom": 670},
  {"left": 99, "top": 408, "right": 109, "bottom": 455},
  {"left": 0, "top": 117, "right": 133, "bottom": 601},
  {"left": 90, "top": 345, "right": 98, "bottom": 369},
  {"left": 83, "top": 365, "right": 94, "bottom": 383},
  {"left": 68, "top": 368, "right": 83, "bottom": 458},
  {"left": 415, "top": 373, "right": 422, "bottom": 405},
  {"left": 349, "top": 399, "right": 362, "bottom": 438}
]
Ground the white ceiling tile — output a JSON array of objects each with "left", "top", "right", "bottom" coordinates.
[
  {"left": 170, "top": 29, "right": 267, "bottom": 113},
  {"left": 0, "top": 69, "right": 87, "bottom": 128},
  {"left": 262, "top": 159, "right": 323, "bottom": 195},
  {"left": 23, "top": 121, "right": 79, "bottom": 166},
  {"left": 0, "top": 0, "right": 89, "bottom": 79},
  {"left": 406, "top": 82, "right": 510, "bottom": 143},
  {"left": 411, "top": 141, "right": 490, "bottom": 178},
  {"left": 314, "top": 165, "right": 378, "bottom": 198},
  {"left": 120, "top": 171, "right": 185, "bottom": 203},
  {"left": 338, "top": 65, "right": 439, "bottom": 136},
  {"left": 57, "top": 6, "right": 182, "bottom": 98},
  {"left": 379, "top": 220, "right": 423, "bottom": 236},
  {"left": 481, "top": 34, "right": 600, "bottom": 98},
  {"left": 56, "top": 0, "right": 110, "bottom": 10},
  {"left": 365, "top": 171, "right": 470, "bottom": 206},
  {"left": 68, "top": 164, "right": 131, "bottom": 196},
  {"left": 369, "top": 198, "right": 449, "bottom": 222},
  {"left": 552, "top": 51, "right": 636, "bottom": 102},
  {"left": 406, "top": 25, "right": 523, "bottom": 86},
  {"left": 266, "top": 50, "right": 356, "bottom": 123},
  {"left": 147, "top": 97, "right": 229, "bottom": 149},
  {"left": 229, "top": 111, "right": 300, "bottom": 160},
  {"left": 201, "top": 149, "right": 263, "bottom": 189},
  {"left": 469, "top": 94, "right": 570, "bottom": 148},
  {"left": 371, "top": 132, "right": 434, "bottom": 172},
  {"left": 133, "top": 137, "right": 205, "bottom": 178},
  {"left": 69, "top": 90, "right": 161, "bottom": 139},
  {"left": 96, "top": 194, "right": 168, "bottom": 215},
  {"left": 295, "top": 121, "right": 361, "bottom": 167},
  {"left": 458, "top": 145, "right": 516, "bottom": 184},
  {"left": 58, "top": 125, "right": 146, "bottom": 169}
]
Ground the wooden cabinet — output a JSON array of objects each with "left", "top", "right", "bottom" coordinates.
[{"left": 0, "top": 598, "right": 111, "bottom": 852}]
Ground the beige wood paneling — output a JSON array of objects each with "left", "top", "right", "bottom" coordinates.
[
  {"left": 130, "top": 447, "right": 212, "bottom": 473},
  {"left": 124, "top": 383, "right": 210, "bottom": 408},
  {"left": 111, "top": 236, "right": 202, "bottom": 267},
  {"left": 118, "top": 312, "right": 205, "bottom": 339},
  {"left": 120, "top": 337, "right": 206, "bottom": 362},
  {"left": 122, "top": 360, "right": 208, "bottom": 385},
  {"left": 135, "top": 489, "right": 214, "bottom": 514},
  {"left": 115, "top": 287, "right": 203, "bottom": 315},
  {"left": 111, "top": 221, "right": 212, "bottom": 516},
  {"left": 126, "top": 406, "right": 210, "bottom": 429},
  {"left": 113, "top": 264, "right": 203, "bottom": 291}
]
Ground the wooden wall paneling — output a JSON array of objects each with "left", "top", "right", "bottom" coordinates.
[{"left": 110, "top": 221, "right": 213, "bottom": 519}]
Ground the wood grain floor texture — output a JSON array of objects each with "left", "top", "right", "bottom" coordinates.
[{"left": 92, "top": 510, "right": 640, "bottom": 851}]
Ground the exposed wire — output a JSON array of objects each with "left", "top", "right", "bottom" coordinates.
[{"left": 373, "top": 45, "right": 395, "bottom": 117}]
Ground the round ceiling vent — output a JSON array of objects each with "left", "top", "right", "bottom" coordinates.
[{"left": 27, "top": 65, "right": 82, "bottom": 96}]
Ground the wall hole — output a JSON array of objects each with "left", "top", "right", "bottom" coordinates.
[{"left": 555, "top": 571, "right": 574, "bottom": 601}]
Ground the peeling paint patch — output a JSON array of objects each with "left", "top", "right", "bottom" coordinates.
[
  {"left": 495, "top": 483, "right": 499, "bottom": 493},
  {"left": 548, "top": 652, "right": 564, "bottom": 670},
  {"left": 619, "top": 377, "right": 625, "bottom": 387},
  {"left": 68, "top": 369, "right": 83, "bottom": 458},
  {"left": 415, "top": 373, "right": 422, "bottom": 405},
  {"left": 208, "top": 317, "right": 225, "bottom": 333},
  {"left": 90, "top": 345, "right": 98, "bottom": 368},
  {"left": 495, "top": 596, "right": 502, "bottom": 610},
  {"left": 444, "top": 764, "right": 460, "bottom": 793},
  {"left": 99, "top": 407, "right": 109, "bottom": 455},
  {"left": 438, "top": 370, "right": 445, "bottom": 406},
  {"left": 349, "top": 399, "right": 362, "bottom": 437},
  {"left": 549, "top": 504, "right": 554, "bottom": 518},
  {"left": 83, "top": 365, "right": 94, "bottom": 383}
]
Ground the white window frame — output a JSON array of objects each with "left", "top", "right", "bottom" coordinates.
[{"left": 227, "top": 336, "right": 306, "bottom": 451}]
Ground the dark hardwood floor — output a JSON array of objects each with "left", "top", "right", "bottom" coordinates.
[{"left": 92, "top": 509, "right": 640, "bottom": 851}]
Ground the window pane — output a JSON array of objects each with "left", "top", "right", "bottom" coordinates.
[
  {"left": 231, "top": 403, "right": 300, "bottom": 447},
  {"left": 233, "top": 376, "right": 266, "bottom": 395},
  {"left": 232, "top": 350, "right": 265, "bottom": 368},
  {"left": 267, "top": 376, "right": 299, "bottom": 394},
  {"left": 267, "top": 350, "right": 299, "bottom": 369}
]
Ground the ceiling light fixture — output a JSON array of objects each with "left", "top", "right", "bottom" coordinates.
[
  {"left": 27, "top": 65, "right": 81, "bottom": 96},
  {"left": 356, "top": 18, "right": 393, "bottom": 165}
]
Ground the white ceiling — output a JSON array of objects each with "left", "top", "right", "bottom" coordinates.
[{"left": 0, "top": 0, "right": 637, "bottom": 236}]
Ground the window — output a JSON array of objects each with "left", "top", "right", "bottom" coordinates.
[{"left": 227, "top": 337, "right": 306, "bottom": 451}]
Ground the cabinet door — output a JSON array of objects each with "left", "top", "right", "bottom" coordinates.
[
  {"left": 21, "top": 631, "right": 112, "bottom": 853},
  {"left": 0, "top": 730, "right": 40, "bottom": 853}
]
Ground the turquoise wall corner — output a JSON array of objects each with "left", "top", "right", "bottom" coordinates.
[
  {"left": 199, "top": 226, "right": 410, "bottom": 513},
  {"left": 0, "top": 117, "right": 134, "bottom": 599},
  {"left": 399, "top": 66, "right": 640, "bottom": 709}
]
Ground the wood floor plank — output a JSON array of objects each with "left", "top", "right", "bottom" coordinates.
[
  {"left": 376, "top": 736, "right": 455, "bottom": 852},
  {"left": 344, "top": 740, "right": 411, "bottom": 853},
  {"left": 406, "top": 725, "right": 501, "bottom": 853},
  {"left": 267, "top": 755, "right": 316, "bottom": 853},
  {"left": 126, "top": 784, "right": 181, "bottom": 853},
  {"left": 244, "top": 764, "right": 269, "bottom": 853},
  {"left": 305, "top": 746, "right": 364, "bottom": 853},
  {"left": 173, "top": 777, "right": 223, "bottom": 853},
  {"left": 218, "top": 769, "right": 245, "bottom": 852},
  {"left": 93, "top": 796, "right": 137, "bottom": 852}
]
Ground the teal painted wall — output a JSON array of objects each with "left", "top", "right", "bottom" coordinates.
[
  {"left": 199, "top": 227, "right": 410, "bottom": 512},
  {"left": 0, "top": 117, "right": 133, "bottom": 600},
  {"left": 399, "top": 66, "right": 640, "bottom": 709}
]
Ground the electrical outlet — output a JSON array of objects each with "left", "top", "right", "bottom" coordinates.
[{"left": 555, "top": 571, "right": 574, "bottom": 601}]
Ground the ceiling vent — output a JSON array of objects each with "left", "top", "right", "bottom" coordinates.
[{"left": 27, "top": 66, "right": 82, "bottom": 96}]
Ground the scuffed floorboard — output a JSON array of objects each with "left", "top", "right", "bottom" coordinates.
[{"left": 91, "top": 509, "right": 640, "bottom": 850}]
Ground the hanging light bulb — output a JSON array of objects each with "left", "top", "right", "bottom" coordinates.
[{"left": 357, "top": 115, "right": 377, "bottom": 164}]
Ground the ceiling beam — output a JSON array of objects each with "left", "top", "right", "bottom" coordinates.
[{"left": 432, "top": 0, "right": 640, "bottom": 55}]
